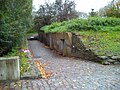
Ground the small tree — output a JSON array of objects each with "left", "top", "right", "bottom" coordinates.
[{"left": 89, "top": 9, "right": 98, "bottom": 17}]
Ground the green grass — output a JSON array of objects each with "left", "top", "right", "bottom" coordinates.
[{"left": 79, "top": 31, "right": 120, "bottom": 56}]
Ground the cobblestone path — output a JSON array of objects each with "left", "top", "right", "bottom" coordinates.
[{"left": 0, "top": 40, "right": 120, "bottom": 90}]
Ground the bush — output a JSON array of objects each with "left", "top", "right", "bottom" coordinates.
[{"left": 0, "top": 0, "right": 32, "bottom": 56}]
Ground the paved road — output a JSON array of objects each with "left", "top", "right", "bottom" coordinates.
[
  {"left": 0, "top": 40, "right": 120, "bottom": 90},
  {"left": 28, "top": 40, "right": 120, "bottom": 90}
]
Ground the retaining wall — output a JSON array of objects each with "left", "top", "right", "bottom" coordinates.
[{"left": 38, "top": 31, "right": 103, "bottom": 63}]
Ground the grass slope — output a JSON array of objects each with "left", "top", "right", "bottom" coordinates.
[{"left": 79, "top": 31, "right": 120, "bottom": 56}]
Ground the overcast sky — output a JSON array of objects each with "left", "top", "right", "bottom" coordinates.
[{"left": 33, "top": 0, "right": 112, "bottom": 13}]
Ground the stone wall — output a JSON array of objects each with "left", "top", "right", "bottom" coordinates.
[
  {"left": 38, "top": 31, "right": 72, "bottom": 56},
  {"left": 38, "top": 31, "right": 103, "bottom": 63},
  {"left": 0, "top": 56, "right": 20, "bottom": 81}
]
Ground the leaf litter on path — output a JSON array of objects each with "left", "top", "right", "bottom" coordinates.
[{"left": 34, "top": 60, "right": 52, "bottom": 79}]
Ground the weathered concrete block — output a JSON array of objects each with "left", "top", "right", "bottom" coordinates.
[
  {"left": 63, "top": 32, "right": 72, "bottom": 56},
  {"left": 64, "top": 32, "right": 72, "bottom": 46},
  {"left": 49, "top": 34, "right": 53, "bottom": 49},
  {"left": 63, "top": 43, "right": 71, "bottom": 56},
  {"left": 0, "top": 56, "right": 20, "bottom": 81},
  {"left": 51, "top": 33, "right": 64, "bottom": 54}
]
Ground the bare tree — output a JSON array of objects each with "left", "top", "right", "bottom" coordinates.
[{"left": 34, "top": 0, "right": 79, "bottom": 30}]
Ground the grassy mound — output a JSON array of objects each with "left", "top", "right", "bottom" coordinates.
[{"left": 41, "top": 17, "right": 120, "bottom": 57}]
